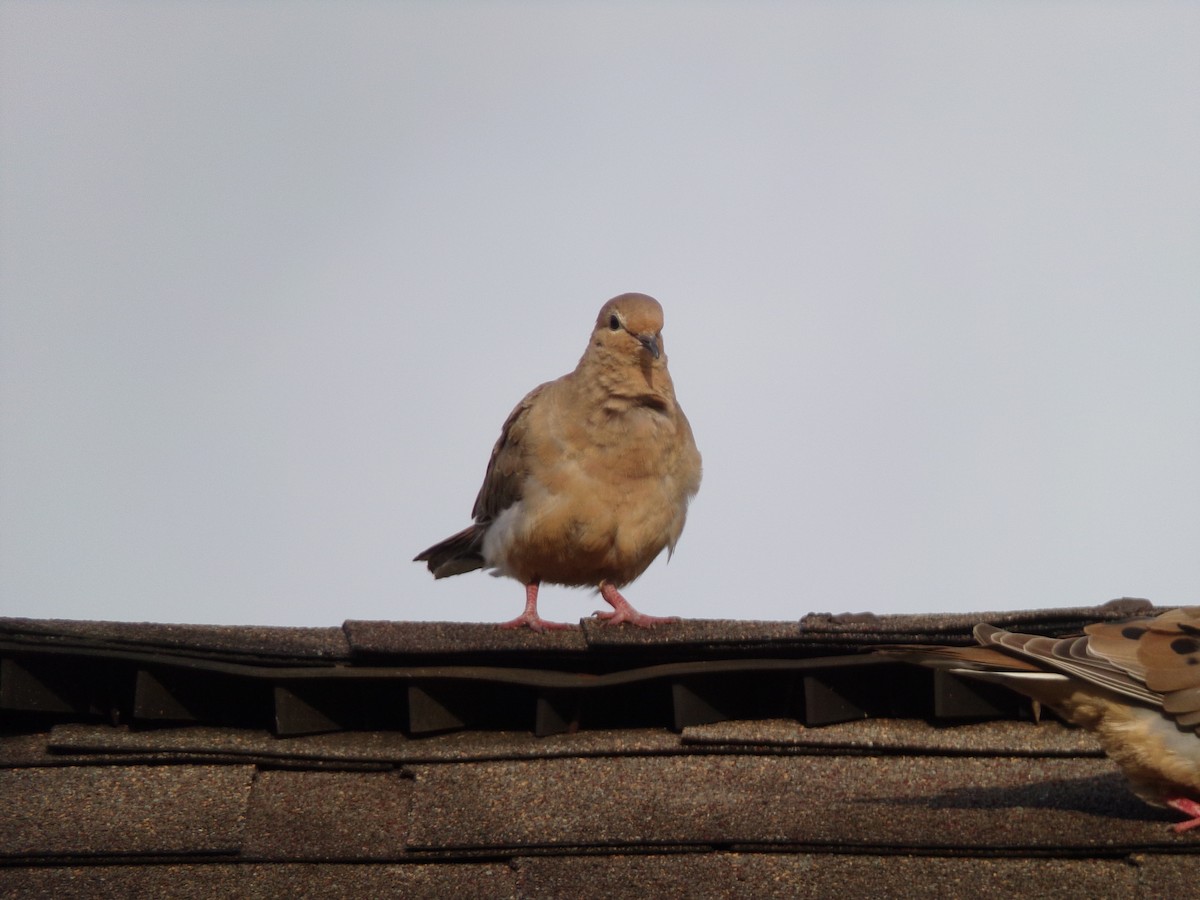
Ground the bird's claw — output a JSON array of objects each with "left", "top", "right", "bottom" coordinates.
[
  {"left": 497, "top": 612, "right": 579, "bottom": 632},
  {"left": 594, "top": 581, "right": 677, "bottom": 628},
  {"left": 1166, "top": 798, "right": 1200, "bottom": 833},
  {"left": 592, "top": 608, "right": 680, "bottom": 628}
]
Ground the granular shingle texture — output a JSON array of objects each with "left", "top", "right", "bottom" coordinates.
[
  {"left": 405, "top": 755, "right": 1173, "bottom": 853},
  {"left": 514, "top": 853, "right": 1173, "bottom": 900},
  {"left": 3, "top": 603, "right": 1197, "bottom": 898},
  {"left": 1, "top": 765, "right": 254, "bottom": 857},
  {"left": 241, "top": 770, "right": 412, "bottom": 860},
  {"left": 0, "top": 863, "right": 519, "bottom": 900}
]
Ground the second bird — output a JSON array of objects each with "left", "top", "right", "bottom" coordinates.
[{"left": 415, "top": 292, "right": 702, "bottom": 632}]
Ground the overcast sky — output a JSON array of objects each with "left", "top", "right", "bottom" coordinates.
[{"left": 2, "top": 2, "right": 1197, "bottom": 627}]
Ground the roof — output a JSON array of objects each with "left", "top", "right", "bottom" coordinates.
[{"left": 2, "top": 598, "right": 1196, "bottom": 898}]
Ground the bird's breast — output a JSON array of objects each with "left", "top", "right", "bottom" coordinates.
[{"left": 484, "top": 440, "right": 693, "bottom": 586}]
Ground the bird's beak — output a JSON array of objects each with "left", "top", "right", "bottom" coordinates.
[{"left": 637, "top": 333, "right": 661, "bottom": 360}]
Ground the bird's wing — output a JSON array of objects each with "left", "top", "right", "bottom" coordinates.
[
  {"left": 1120, "top": 608, "right": 1200, "bottom": 728},
  {"left": 976, "top": 622, "right": 1164, "bottom": 707},
  {"left": 470, "top": 383, "right": 548, "bottom": 523}
]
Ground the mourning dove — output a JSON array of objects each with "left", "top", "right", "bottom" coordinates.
[
  {"left": 414, "top": 293, "right": 702, "bottom": 632},
  {"left": 888, "top": 607, "right": 1200, "bottom": 832}
]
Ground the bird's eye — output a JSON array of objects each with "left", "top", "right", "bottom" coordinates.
[{"left": 608, "top": 314, "right": 620, "bottom": 331}]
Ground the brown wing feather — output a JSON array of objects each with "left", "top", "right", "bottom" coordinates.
[
  {"left": 1084, "top": 617, "right": 1159, "bottom": 680},
  {"left": 470, "top": 383, "right": 547, "bottom": 523},
  {"left": 1137, "top": 610, "right": 1200, "bottom": 694},
  {"left": 414, "top": 383, "right": 549, "bottom": 578},
  {"left": 975, "top": 622, "right": 1162, "bottom": 707},
  {"left": 879, "top": 643, "right": 1043, "bottom": 672}
]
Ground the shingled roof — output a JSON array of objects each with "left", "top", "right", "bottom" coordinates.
[{"left": 2, "top": 599, "right": 1196, "bottom": 897}]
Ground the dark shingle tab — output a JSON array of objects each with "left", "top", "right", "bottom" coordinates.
[
  {"left": 242, "top": 770, "right": 412, "bottom": 860},
  {"left": 406, "top": 754, "right": 1185, "bottom": 854},
  {"left": 0, "top": 863, "right": 518, "bottom": 899},
  {"left": 1, "top": 600, "right": 1159, "bottom": 665},
  {"left": 514, "top": 853, "right": 1146, "bottom": 899},
  {"left": 40, "top": 723, "right": 685, "bottom": 766},
  {"left": 0, "top": 765, "right": 254, "bottom": 858},
  {"left": 2, "top": 854, "right": 1192, "bottom": 899},
  {"left": 799, "top": 598, "right": 1157, "bottom": 641},
  {"left": 580, "top": 618, "right": 805, "bottom": 649},
  {"left": 343, "top": 620, "right": 590, "bottom": 657},
  {"left": 0, "top": 617, "right": 350, "bottom": 662},
  {"left": 32, "top": 719, "right": 1105, "bottom": 771},
  {"left": 681, "top": 718, "right": 1104, "bottom": 756}
]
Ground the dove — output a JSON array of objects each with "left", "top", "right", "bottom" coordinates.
[
  {"left": 887, "top": 607, "right": 1200, "bottom": 832},
  {"left": 414, "top": 293, "right": 702, "bottom": 632}
]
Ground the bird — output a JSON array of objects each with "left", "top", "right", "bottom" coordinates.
[
  {"left": 886, "top": 607, "right": 1200, "bottom": 833},
  {"left": 414, "top": 292, "right": 702, "bottom": 632}
]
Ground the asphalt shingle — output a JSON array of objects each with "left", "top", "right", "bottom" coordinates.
[
  {"left": 0, "top": 765, "right": 254, "bottom": 858},
  {"left": 406, "top": 754, "right": 1183, "bottom": 854},
  {"left": 0, "top": 863, "right": 519, "bottom": 900},
  {"left": 241, "top": 769, "right": 412, "bottom": 860},
  {"left": 515, "top": 853, "right": 1146, "bottom": 900}
]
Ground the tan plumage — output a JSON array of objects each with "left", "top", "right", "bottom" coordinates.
[
  {"left": 888, "top": 607, "right": 1200, "bottom": 832},
  {"left": 415, "top": 293, "right": 702, "bottom": 631}
]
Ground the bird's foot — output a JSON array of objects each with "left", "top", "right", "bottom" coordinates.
[
  {"left": 593, "top": 607, "right": 680, "bottom": 627},
  {"left": 594, "top": 582, "right": 679, "bottom": 628},
  {"left": 1166, "top": 798, "right": 1200, "bottom": 833},
  {"left": 496, "top": 582, "right": 579, "bottom": 632},
  {"left": 496, "top": 612, "right": 578, "bottom": 632}
]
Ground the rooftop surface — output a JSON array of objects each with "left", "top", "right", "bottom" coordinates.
[{"left": 2, "top": 599, "right": 1195, "bottom": 898}]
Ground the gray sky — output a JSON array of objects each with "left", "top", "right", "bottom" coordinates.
[{"left": 2, "top": 2, "right": 1197, "bottom": 627}]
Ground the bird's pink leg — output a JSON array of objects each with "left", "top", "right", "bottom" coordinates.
[
  {"left": 594, "top": 581, "right": 679, "bottom": 628},
  {"left": 497, "top": 581, "right": 578, "bottom": 632},
  {"left": 1166, "top": 798, "right": 1200, "bottom": 833}
]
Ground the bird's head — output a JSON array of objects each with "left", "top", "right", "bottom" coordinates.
[{"left": 591, "top": 293, "right": 666, "bottom": 366}]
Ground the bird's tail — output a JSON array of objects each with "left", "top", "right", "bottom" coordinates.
[
  {"left": 877, "top": 630, "right": 1074, "bottom": 709},
  {"left": 414, "top": 526, "right": 486, "bottom": 578},
  {"left": 878, "top": 640, "right": 1049, "bottom": 676}
]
